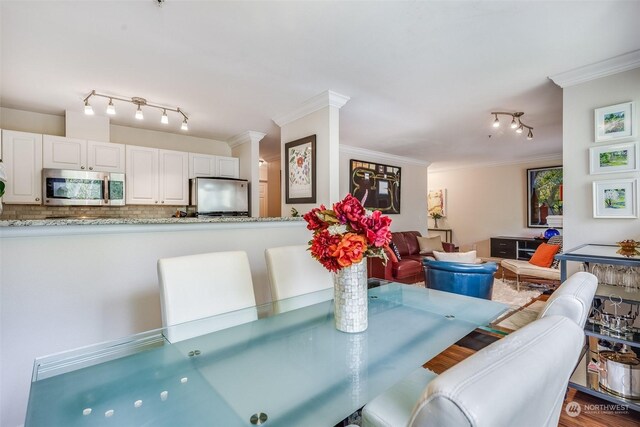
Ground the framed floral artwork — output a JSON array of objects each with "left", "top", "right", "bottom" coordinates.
[
  {"left": 285, "top": 135, "right": 316, "bottom": 204},
  {"left": 592, "top": 178, "right": 638, "bottom": 218},
  {"left": 594, "top": 101, "right": 634, "bottom": 142},
  {"left": 589, "top": 142, "right": 639, "bottom": 175},
  {"left": 427, "top": 189, "right": 447, "bottom": 217}
]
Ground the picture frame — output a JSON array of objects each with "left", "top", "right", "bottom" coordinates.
[
  {"left": 592, "top": 178, "right": 637, "bottom": 218},
  {"left": 427, "top": 189, "right": 447, "bottom": 217},
  {"left": 284, "top": 135, "right": 316, "bottom": 204},
  {"left": 589, "top": 142, "right": 639, "bottom": 175},
  {"left": 594, "top": 101, "right": 634, "bottom": 142},
  {"left": 349, "top": 159, "right": 401, "bottom": 214},
  {"left": 527, "top": 166, "right": 563, "bottom": 228}
]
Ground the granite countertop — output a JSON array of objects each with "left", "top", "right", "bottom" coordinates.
[{"left": 0, "top": 216, "right": 305, "bottom": 227}]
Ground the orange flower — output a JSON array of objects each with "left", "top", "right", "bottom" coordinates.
[{"left": 331, "top": 233, "right": 367, "bottom": 267}]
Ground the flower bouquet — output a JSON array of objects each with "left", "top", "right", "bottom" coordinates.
[{"left": 303, "top": 194, "right": 392, "bottom": 332}]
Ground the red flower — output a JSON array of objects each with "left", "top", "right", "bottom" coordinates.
[
  {"left": 296, "top": 156, "right": 304, "bottom": 167},
  {"left": 309, "top": 230, "right": 342, "bottom": 272},
  {"left": 331, "top": 233, "right": 368, "bottom": 267},
  {"left": 333, "top": 193, "right": 365, "bottom": 227},
  {"left": 303, "top": 205, "right": 328, "bottom": 231},
  {"left": 360, "top": 210, "right": 392, "bottom": 247}
]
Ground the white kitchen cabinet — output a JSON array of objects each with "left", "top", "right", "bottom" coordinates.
[
  {"left": 217, "top": 156, "right": 240, "bottom": 178},
  {"left": 189, "top": 153, "right": 218, "bottom": 178},
  {"left": 1, "top": 130, "right": 43, "bottom": 204},
  {"left": 87, "top": 141, "right": 125, "bottom": 173},
  {"left": 43, "top": 136, "right": 124, "bottom": 173},
  {"left": 159, "top": 149, "right": 189, "bottom": 205},
  {"left": 43, "top": 135, "right": 86, "bottom": 170},
  {"left": 126, "top": 145, "right": 188, "bottom": 206}
]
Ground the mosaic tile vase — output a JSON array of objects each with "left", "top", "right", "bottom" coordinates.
[{"left": 333, "top": 259, "right": 368, "bottom": 333}]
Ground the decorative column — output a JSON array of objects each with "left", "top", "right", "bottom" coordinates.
[{"left": 228, "top": 131, "right": 266, "bottom": 217}]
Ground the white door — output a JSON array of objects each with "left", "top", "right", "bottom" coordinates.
[
  {"left": 217, "top": 156, "right": 240, "bottom": 178},
  {"left": 259, "top": 181, "right": 268, "bottom": 217},
  {"left": 43, "top": 135, "right": 87, "bottom": 170},
  {"left": 159, "top": 149, "right": 189, "bottom": 205},
  {"left": 188, "top": 153, "right": 218, "bottom": 178},
  {"left": 125, "top": 145, "right": 159, "bottom": 205},
  {"left": 88, "top": 141, "right": 125, "bottom": 173},
  {"left": 1, "top": 130, "right": 43, "bottom": 204}
]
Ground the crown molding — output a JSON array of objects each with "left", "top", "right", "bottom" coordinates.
[
  {"left": 273, "top": 90, "right": 350, "bottom": 127},
  {"left": 549, "top": 50, "right": 640, "bottom": 88},
  {"left": 428, "top": 153, "right": 562, "bottom": 173},
  {"left": 339, "top": 145, "right": 430, "bottom": 167},
  {"left": 227, "top": 130, "right": 266, "bottom": 148}
]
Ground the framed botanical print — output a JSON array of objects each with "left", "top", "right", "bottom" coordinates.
[
  {"left": 593, "top": 178, "right": 638, "bottom": 219},
  {"left": 427, "top": 189, "right": 447, "bottom": 217},
  {"left": 284, "top": 135, "right": 316, "bottom": 204},
  {"left": 589, "top": 142, "right": 639, "bottom": 175},
  {"left": 527, "top": 166, "right": 563, "bottom": 228},
  {"left": 594, "top": 101, "right": 634, "bottom": 142}
]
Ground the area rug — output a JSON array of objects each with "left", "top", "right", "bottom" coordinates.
[{"left": 495, "top": 300, "right": 547, "bottom": 330}]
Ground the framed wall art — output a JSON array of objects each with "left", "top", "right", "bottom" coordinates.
[
  {"left": 284, "top": 135, "right": 316, "bottom": 204},
  {"left": 589, "top": 142, "right": 639, "bottom": 175},
  {"left": 349, "top": 159, "right": 401, "bottom": 214},
  {"left": 592, "top": 178, "right": 637, "bottom": 218},
  {"left": 594, "top": 101, "right": 634, "bottom": 142},
  {"left": 527, "top": 166, "right": 563, "bottom": 228},
  {"left": 427, "top": 189, "right": 447, "bottom": 217}
]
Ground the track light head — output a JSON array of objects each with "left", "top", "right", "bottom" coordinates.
[
  {"left": 106, "top": 99, "right": 116, "bottom": 115},
  {"left": 510, "top": 117, "right": 518, "bottom": 129},
  {"left": 492, "top": 115, "right": 500, "bottom": 128},
  {"left": 161, "top": 109, "right": 169, "bottom": 124},
  {"left": 84, "top": 100, "right": 94, "bottom": 115},
  {"left": 135, "top": 105, "right": 144, "bottom": 120},
  {"left": 527, "top": 129, "right": 533, "bottom": 140},
  {"left": 516, "top": 125, "right": 523, "bottom": 134},
  {"left": 181, "top": 119, "right": 188, "bottom": 131}
]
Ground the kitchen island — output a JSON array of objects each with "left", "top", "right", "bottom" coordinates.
[{"left": 0, "top": 216, "right": 309, "bottom": 426}]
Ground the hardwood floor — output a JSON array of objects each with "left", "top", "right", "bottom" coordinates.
[{"left": 424, "top": 342, "right": 640, "bottom": 426}]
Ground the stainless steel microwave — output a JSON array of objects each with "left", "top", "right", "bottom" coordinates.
[{"left": 42, "top": 169, "right": 125, "bottom": 206}]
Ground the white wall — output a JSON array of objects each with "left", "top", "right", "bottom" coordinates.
[
  {"left": 428, "top": 157, "right": 562, "bottom": 256},
  {"left": 563, "top": 68, "right": 640, "bottom": 251},
  {"left": 340, "top": 147, "right": 429, "bottom": 234},
  {"left": 0, "top": 221, "right": 308, "bottom": 427}
]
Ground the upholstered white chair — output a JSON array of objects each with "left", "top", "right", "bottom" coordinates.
[
  {"left": 157, "top": 251, "right": 257, "bottom": 341},
  {"left": 362, "top": 315, "right": 583, "bottom": 427},
  {"left": 538, "top": 271, "right": 597, "bottom": 328},
  {"left": 265, "top": 245, "right": 333, "bottom": 302}
]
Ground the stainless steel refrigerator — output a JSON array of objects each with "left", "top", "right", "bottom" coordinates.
[{"left": 190, "top": 177, "right": 249, "bottom": 216}]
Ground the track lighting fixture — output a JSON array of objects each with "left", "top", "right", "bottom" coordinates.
[
  {"left": 490, "top": 111, "right": 534, "bottom": 140},
  {"left": 83, "top": 90, "right": 189, "bottom": 131}
]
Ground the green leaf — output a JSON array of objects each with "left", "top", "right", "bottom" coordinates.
[{"left": 0, "top": 181, "right": 4, "bottom": 198}]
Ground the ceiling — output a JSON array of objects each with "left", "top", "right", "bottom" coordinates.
[{"left": 2, "top": 1, "right": 639, "bottom": 169}]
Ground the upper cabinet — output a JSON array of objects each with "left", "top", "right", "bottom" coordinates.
[
  {"left": 217, "top": 156, "right": 240, "bottom": 178},
  {"left": 1, "top": 130, "right": 43, "bottom": 204},
  {"left": 126, "top": 145, "right": 188, "bottom": 206},
  {"left": 43, "top": 136, "right": 124, "bottom": 173},
  {"left": 189, "top": 153, "right": 240, "bottom": 179}
]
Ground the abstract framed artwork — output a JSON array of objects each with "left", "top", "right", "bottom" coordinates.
[
  {"left": 589, "top": 142, "right": 639, "bottom": 175},
  {"left": 284, "top": 135, "right": 316, "bottom": 204},
  {"left": 349, "top": 159, "right": 401, "bottom": 214},
  {"left": 427, "top": 189, "right": 447, "bottom": 217},
  {"left": 592, "top": 178, "right": 637, "bottom": 218},
  {"left": 527, "top": 166, "right": 563, "bottom": 228},
  {"left": 594, "top": 101, "right": 634, "bottom": 142}
]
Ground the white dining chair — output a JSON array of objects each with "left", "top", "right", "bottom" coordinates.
[
  {"left": 265, "top": 245, "right": 333, "bottom": 302},
  {"left": 362, "top": 315, "right": 583, "bottom": 427},
  {"left": 537, "top": 271, "right": 597, "bottom": 328},
  {"left": 157, "top": 251, "right": 257, "bottom": 341}
]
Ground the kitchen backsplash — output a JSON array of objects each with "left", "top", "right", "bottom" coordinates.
[{"left": 0, "top": 204, "right": 189, "bottom": 220}]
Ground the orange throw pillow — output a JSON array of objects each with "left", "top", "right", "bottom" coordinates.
[
  {"left": 529, "top": 243, "right": 560, "bottom": 268},
  {"left": 384, "top": 244, "right": 399, "bottom": 263}
]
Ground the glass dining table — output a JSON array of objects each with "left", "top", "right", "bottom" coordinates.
[{"left": 25, "top": 282, "right": 508, "bottom": 427}]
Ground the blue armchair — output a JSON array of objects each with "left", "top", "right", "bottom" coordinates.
[{"left": 422, "top": 260, "right": 498, "bottom": 300}]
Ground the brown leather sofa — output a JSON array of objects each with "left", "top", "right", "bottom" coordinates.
[{"left": 367, "top": 231, "right": 456, "bottom": 284}]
